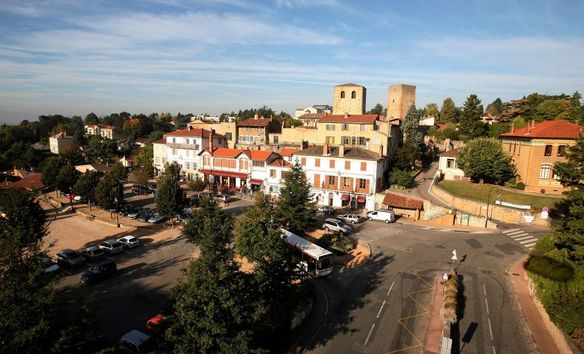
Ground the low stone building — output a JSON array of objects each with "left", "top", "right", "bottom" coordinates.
[{"left": 382, "top": 192, "right": 424, "bottom": 220}]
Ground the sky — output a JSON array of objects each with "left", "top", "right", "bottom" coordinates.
[{"left": 1, "top": 0, "right": 583, "bottom": 123}]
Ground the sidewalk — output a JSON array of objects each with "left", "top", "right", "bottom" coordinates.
[
  {"left": 510, "top": 257, "right": 561, "bottom": 354},
  {"left": 396, "top": 216, "right": 496, "bottom": 232},
  {"left": 424, "top": 276, "right": 445, "bottom": 354}
]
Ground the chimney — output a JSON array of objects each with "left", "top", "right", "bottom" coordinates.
[
  {"left": 254, "top": 113, "right": 259, "bottom": 120},
  {"left": 531, "top": 119, "right": 536, "bottom": 128},
  {"left": 339, "top": 145, "right": 345, "bottom": 157},
  {"left": 209, "top": 129, "right": 214, "bottom": 151},
  {"left": 510, "top": 122, "right": 515, "bottom": 133},
  {"left": 323, "top": 143, "right": 329, "bottom": 156},
  {"left": 344, "top": 113, "right": 349, "bottom": 119},
  {"left": 302, "top": 140, "right": 308, "bottom": 149}
]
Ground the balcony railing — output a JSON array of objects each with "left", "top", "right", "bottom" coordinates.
[{"left": 167, "top": 143, "right": 200, "bottom": 150}]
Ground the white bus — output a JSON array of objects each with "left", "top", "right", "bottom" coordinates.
[{"left": 281, "top": 228, "right": 334, "bottom": 277}]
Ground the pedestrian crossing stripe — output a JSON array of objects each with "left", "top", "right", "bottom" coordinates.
[
  {"left": 523, "top": 240, "right": 538, "bottom": 247},
  {"left": 502, "top": 229, "right": 521, "bottom": 234},
  {"left": 519, "top": 238, "right": 537, "bottom": 245},
  {"left": 507, "top": 230, "right": 525, "bottom": 236},
  {"left": 513, "top": 235, "right": 534, "bottom": 241},
  {"left": 510, "top": 233, "right": 530, "bottom": 239}
]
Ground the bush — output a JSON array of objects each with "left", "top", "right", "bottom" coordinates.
[
  {"left": 188, "top": 177, "right": 207, "bottom": 191},
  {"left": 525, "top": 255, "right": 574, "bottom": 282},
  {"left": 389, "top": 169, "right": 415, "bottom": 189},
  {"left": 515, "top": 182, "right": 525, "bottom": 190},
  {"left": 316, "top": 232, "right": 354, "bottom": 254}
]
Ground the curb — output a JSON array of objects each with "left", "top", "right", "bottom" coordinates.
[{"left": 75, "top": 208, "right": 134, "bottom": 229}]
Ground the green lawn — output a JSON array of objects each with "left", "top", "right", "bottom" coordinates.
[{"left": 437, "top": 181, "right": 562, "bottom": 209}]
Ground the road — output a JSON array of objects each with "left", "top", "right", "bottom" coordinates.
[{"left": 300, "top": 221, "right": 548, "bottom": 354}]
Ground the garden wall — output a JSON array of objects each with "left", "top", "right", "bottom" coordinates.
[{"left": 431, "top": 185, "right": 550, "bottom": 227}]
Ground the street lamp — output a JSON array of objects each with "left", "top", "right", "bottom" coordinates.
[{"left": 484, "top": 186, "right": 502, "bottom": 228}]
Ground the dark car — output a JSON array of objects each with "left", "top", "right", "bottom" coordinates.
[
  {"left": 118, "top": 204, "right": 133, "bottom": 216},
  {"left": 80, "top": 259, "right": 117, "bottom": 285},
  {"left": 132, "top": 185, "right": 151, "bottom": 195},
  {"left": 127, "top": 207, "right": 143, "bottom": 219},
  {"left": 317, "top": 206, "right": 335, "bottom": 215},
  {"left": 56, "top": 249, "right": 86, "bottom": 267},
  {"left": 137, "top": 210, "right": 153, "bottom": 223}
]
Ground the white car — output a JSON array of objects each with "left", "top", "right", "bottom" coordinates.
[
  {"left": 367, "top": 210, "right": 396, "bottom": 224},
  {"left": 98, "top": 239, "right": 124, "bottom": 254},
  {"left": 337, "top": 213, "right": 361, "bottom": 224},
  {"left": 213, "top": 194, "right": 228, "bottom": 203},
  {"left": 322, "top": 218, "right": 352, "bottom": 234},
  {"left": 117, "top": 235, "right": 140, "bottom": 249}
]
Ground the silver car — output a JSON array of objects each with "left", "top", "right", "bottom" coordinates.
[
  {"left": 337, "top": 213, "right": 361, "bottom": 224},
  {"left": 117, "top": 235, "right": 140, "bottom": 249},
  {"left": 98, "top": 239, "right": 124, "bottom": 254},
  {"left": 322, "top": 218, "right": 352, "bottom": 234}
]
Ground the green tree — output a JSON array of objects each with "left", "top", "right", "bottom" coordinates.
[
  {"left": 161, "top": 198, "right": 264, "bottom": 353},
  {"left": 155, "top": 163, "right": 184, "bottom": 223},
  {"left": 84, "top": 112, "right": 99, "bottom": 124},
  {"left": 401, "top": 104, "right": 423, "bottom": 145},
  {"left": 536, "top": 99, "right": 572, "bottom": 121},
  {"left": 389, "top": 169, "right": 415, "bottom": 188},
  {"left": 275, "top": 162, "right": 316, "bottom": 234},
  {"left": 41, "top": 157, "right": 65, "bottom": 191},
  {"left": 392, "top": 141, "right": 420, "bottom": 170},
  {"left": 73, "top": 170, "right": 100, "bottom": 206},
  {"left": 485, "top": 98, "right": 503, "bottom": 116},
  {"left": 458, "top": 94, "right": 486, "bottom": 140},
  {"left": 368, "top": 103, "right": 384, "bottom": 115},
  {"left": 571, "top": 91, "right": 582, "bottom": 108},
  {"left": 424, "top": 103, "right": 439, "bottom": 119},
  {"left": 457, "top": 137, "right": 516, "bottom": 184},
  {"left": 56, "top": 164, "right": 80, "bottom": 200},
  {"left": 440, "top": 97, "right": 458, "bottom": 123},
  {"left": 95, "top": 165, "right": 125, "bottom": 210},
  {"left": 512, "top": 116, "right": 528, "bottom": 129},
  {"left": 488, "top": 122, "right": 510, "bottom": 138}
]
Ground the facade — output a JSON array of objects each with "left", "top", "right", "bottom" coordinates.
[
  {"left": 500, "top": 120, "right": 584, "bottom": 194},
  {"left": 199, "top": 148, "right": 252, "bottom": 189},
  {"left": 265, "top": 158, "right": 292, "bottom": 195},
  {"left": 152, "top": 127, "right": 227, "bottom": 180},
  {"left": 293, "top": 145, "right": 386, "bottom": 211},
  {"left": 333, "top": 83, "right": 366, "bottom": 115},
  {"left": 188, "top": 120, "right": 237, "bottom": 148},
  {"left": 49, "top": 132, "right": 77, "bottom": 154},
  {"left": 298, "top": 113, "right": 325, "bottom": 128},
  {"left": 387, "top": 84, "right": 416, "bottom": 121},
  {"left": 235, "top": 115, "right": 281, "bottom": 149},
  {"left": 438, "top": 148, "right": 466, "bottom": 181},
  {"left": 85, "top": 124, "right": 119, "bottom": 139}
]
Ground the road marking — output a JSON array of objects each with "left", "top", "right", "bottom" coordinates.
[
  {"left": 502, "top": 228, "right": 521, "bottom": 234},
  {"left": 483, "top": 283, "right": 487, "bottom": 297},
  {"left": 492, "top": 345, "right": 497, "bottom": 354},
  {"left": 523, "top": 241, "right": 538, "bottom": 248},
  {"left": 387, "top": 281, "right": 395, "bottom": 296},
  {"left": 485, "top": 298, "right": 490, "bottom": 315},
  {"left": 507, "top": 230, "right": 525, "bottom": 236},
  {"left": 376, "top": 300, "right": 386, "bottom": 319},
  {"left": 514, "top": 235, "right": 534, "bottom": 241},
  {"left": 364, "top": 323, "right": 375, "bottom": 346},
  {"left": 519, "top": 238, "right": 537, "bottom": 245},
  {"left": 509, "top": 232, "right": 530, "bottom": 238},
  {"left": 487, "top": 318, "right": 494, "bottom": 340}
]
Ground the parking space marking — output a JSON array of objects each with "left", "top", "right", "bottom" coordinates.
[{"left": 364, "top": 323, "right": 375, "bottom": 346}]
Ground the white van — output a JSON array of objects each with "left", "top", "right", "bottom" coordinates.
[{"left": 367, "top": 209, "right": 396, "bottom": 223}]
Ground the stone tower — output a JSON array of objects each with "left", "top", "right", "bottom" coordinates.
[
  {"left": 387, "top": 84, "right": 416, "bottom": 121},
  {"left": 333, "top": 83, "right": 366, "bottom": 115}
]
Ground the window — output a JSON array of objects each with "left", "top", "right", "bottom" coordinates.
[
  {"left": 342, "top": 123, "right": 349, "bottom": 131},
  {"left": 343, "top": 177, "right": 351, "bottom": 187},
  {"left": 326, "top": 124, "right": 335, "bottom": 131},
  {"left": 325, "top": 136, "right": 335, "bottom": 144},
  {"left": 186, "top": 139, "right": 190, "bottom": 144},
  {"left": 341, "top": 136, "right": 350, "bottom": 145},
  {"left": 273, "top": 135, "right": 279, "bottom": 144},
  {"left": 185, "top": 162, "right": 190, "bottom": 169},
  {"left": 340, "top": 91, "right": 345, "bottom": 98},
  {"left": 557, "top": 145, "right": 566, "bottom": 157},
  {"left": 270, "top": 169, "right": 276, "bottom": 178},
  {"left": 172, "top": 148, "right": 177, "bottom": 155},
  {"left": 253, "top": 160, "right": 264, "bottom": 167},
  {"left": 351, "top": 91, "right": 356, "bottom": 99},
  {"left": 513, "top": 143, "right": 516, "bottom": 154},
  {"left": 540, "top": 164, "right": 552, "bottom": 179},
  {"left": 358, "top": 137, "right": 366, "bottom": 145},
  {"left": 374, "top": 137, "right": 380, "bottom": 144},
  {"left": 172, "top": 138, "right": 176, "bottom": 143},
  {"left": 345, "top": 161, "right": 350, "bottom": 170},
  {"left": 224, "top": 132, "right": 232, "bottom": 141},
  {"left": 360, "top": 162, "right": 366, "bottom": 171},
  {"left": 315, "top": 158, "right": 320, "bottom": 167},
  {"left": 358, "top": 178, "right": 367, "bottom": 189},
  {"left": 330, "top": 160, "right": 335, "bottom": 168},
  {"left": 544, "top": 145, "right": 552, "bottom": 156},
  {"left": 301, "top": 157, "right": 306, "bottom": 166},
  {"left": 446, "top": 158, "right": 455, "bottom": 169},
  {"left": 328, "top": 175, "right": 336, "bottom": 185}
]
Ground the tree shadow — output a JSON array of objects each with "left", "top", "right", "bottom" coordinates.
[{"left": 294, "top": 252, "right": 395, "bottom": 351}]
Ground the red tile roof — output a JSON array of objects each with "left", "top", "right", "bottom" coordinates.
[
  {"left": 440, "top": 148, "right": 461, "bottom": 158},
  {"left": 382, "top": 193, "right": 424, "bottom": 210},
  {"left": 250, "top": 150, "right": 277, "bottom": 161},
  {"left": 269, "top": 159, "right": 292, "bottom": 167},
  {"left": 319, "top": 114, "right": 378, "bottom": 124},
  {"left": 238, "top": 117, "right": 272, "bottom": 127},
  {"left": 164, "top": 128, "right": 213, "bottom": 137},
  {"left": 500, "top": 120, "right": 584, "bottom": 139},
  {"left": 280, "top": 148, "right": 301, "bottom": 157},
  {"left": 212, "top": 148, "right": 250, "bottom": 159},
  {"left": 0, "top": 173, "right": 44, "bottom": 191},
  {"left": 152, "top": 138, "right": 166, "bottom": 144},
  {"left": 298, "top": 113, "right": 325, "bottom": 120}
]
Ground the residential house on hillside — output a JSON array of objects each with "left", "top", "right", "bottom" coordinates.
[
  {"left": 0, "top": 169, "right": 44, "bottom": 193},
  {"left": 49, "top": 132, "right": 77, "bottom": 154},
  {"left": 500, "top": 120, "right": 584, "bottom": 194},
  {"left": 293, "top": 144, "right": 386, "bottom": 211},
  {"left": 235, "top": 115, "right": 281, "bottom": 149},
  {"left": 85, "top": 124, "right": 120, "bottom": 139},
  {"left": 437, "top": 148, "right": 467, "bottom": 181}
]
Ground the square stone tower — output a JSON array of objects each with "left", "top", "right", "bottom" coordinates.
[
  {"left": 333, "top": 83, "right": 366, "bottom": 115},
  {"left": 387, "top": 84, "right": 416, "bottom": 121}
]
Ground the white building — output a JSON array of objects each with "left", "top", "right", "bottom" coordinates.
[
  {"left": 152, "top": 127, "right": 226, "bottom": 179},
  {"left": 85, "top": 124, "right": 119, "bottom": 139},
  {"left": 49, "top": 132, "right": 77, "bottom": 154},
  {"left": 294, "top": 105, "right": 332, "bottom": 119},
  {"left": 438, "top": 148, "right": 466, "bottom": 181},
  {"left": 293, "top": 144, "right": 386, "bottom": 211}
]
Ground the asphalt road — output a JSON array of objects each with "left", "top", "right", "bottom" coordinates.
[{"left": 300, "top": 221, "right": 549, "bottom": 354}]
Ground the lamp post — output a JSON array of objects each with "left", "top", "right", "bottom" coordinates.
[{"left": 484, "top": 186, "right": 501, "bottom": 228}]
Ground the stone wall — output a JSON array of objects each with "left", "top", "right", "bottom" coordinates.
[{"left": 431, "top": 184, "right": 550, "bottom": 227}]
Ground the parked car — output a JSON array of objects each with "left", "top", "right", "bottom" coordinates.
[
  {"left": 81, "top": 246, "right": 106, "bottom": 261},
  {"left": 213, "top": 194, "right": 228, "bottom": 203},
  {"left": 80, "top": 259, "right": 117, "bottom": 285},
  {"left": 56, "top": 249, "right": 86, "bottom": 267},
  {"left": 337, "top": 213, "right": 361, "bottom": 224},
  {"left": 145, "top": 314, "right": 167, "bottom": 335},
  {"left": 322, "top": 218, "right": 352, "bottom": 234},
  {"left": 137, "top": 210, "right": 153, "bottom": 223},
  {"left": 367, "top": 209, "right": 396, "bottom": 224},
  {"left": 147, "top": 213, "right": 165, "bottom": 224},
  {"left": 118, "top": 235, "right": 140, "bottom": 249},
  {"left": 98, "top": 239, "right": 124, "bottom": 254},
  {"left": 118, "top": 204, "right": 133, "bottom": 216},
  {"left": 199, "top": 192, "right": 214, "bottom": 200},
  {"left": 119, "top": 330, "right": 156, "bottom": 354},
  {"left": 132, "top": 185, "right": 151, "bottom": 195},
  {"left": 73, "top": 195, "right": 82, "bottom": 202},
  {"left": 41, "top": 257, "right": 61, "bottom": 276},
  {"left": 317, "top": 206, "right": 335, "bottom": 215},
  {"left": 127, "top": 207, "right": 143, "bottom": 219}
]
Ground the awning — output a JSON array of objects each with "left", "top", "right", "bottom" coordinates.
[
  {"left": 341, "top": 193, "right": 350, "bottom": 201},
  {"left": 198, "top": 169, "right": 248, "bottom": 179},
  {"left": 357, "top": 195, "right": 366, "bottom": 203},
  {"left": 250, "top": 179, "right": 263, "bottom": 185}
]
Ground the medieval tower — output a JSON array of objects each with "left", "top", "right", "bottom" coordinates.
[
  {"left": 333, "top": 83, "right": 366, "bottom": 115},
  {"left": 387, "top": 84, "right": 416, "bottom": 121}
]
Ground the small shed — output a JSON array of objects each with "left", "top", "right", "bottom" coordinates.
[{"left": 382, "top": 193, "right": 424, "bottom": 220}]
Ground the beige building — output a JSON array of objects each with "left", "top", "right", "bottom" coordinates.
[
  {"left": 235, "top": 115, "right": 281, "bottom": 150},
  {"left": 188, "top": 119, "right": 237, "bottom": 148},
  {"left": 500, "top": 120, "right": 584, "bottom": 194},
  {"left": 387, "top": 84, "right": 416, "bottom": 121},
  {"left": 333, "top": 83, "right": 366, "bottom": 115},
  {"left": 49, "top": 132, "right": 77, "bottom": 154}
]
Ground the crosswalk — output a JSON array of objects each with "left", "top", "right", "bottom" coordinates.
[{"left": 501, "top": 228, "right": 539, "bottom": 250}]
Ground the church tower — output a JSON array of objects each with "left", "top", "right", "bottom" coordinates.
[
  {"left": 387, "top": 84, "right": 416, "bottom": 121},
  {"left": 333, "top": 83, "right": 366, "bottom": 115}
]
